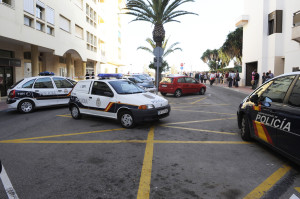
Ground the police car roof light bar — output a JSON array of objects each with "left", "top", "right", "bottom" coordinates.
[
  {"left": 97, "top": 73, "right": 123, "bottom": 79},
  {"left": 39, "top": 71, "right": 55, "bottom": 76}
]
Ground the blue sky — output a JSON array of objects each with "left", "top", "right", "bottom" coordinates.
[{"left": 122, "top": 0, "right": 244, "bottom": 73}]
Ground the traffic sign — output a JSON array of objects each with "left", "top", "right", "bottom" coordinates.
[
  {"left": 180, "top": 66, "right": 183, "bottom": 70},
  {"left": 153, "top": 47, "right": 164, "bottom": 57}
]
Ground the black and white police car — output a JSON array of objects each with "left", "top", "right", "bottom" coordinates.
[
  {"left": 237, "top": 71, "right": 300, "bottom": 164},
  {"left": 7, "top": 75, "right": 76, "bottom": 113},
  {"left": 68, "top": 78, "right": 170, "bottom": 128}
]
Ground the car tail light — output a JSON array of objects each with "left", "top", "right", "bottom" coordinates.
[{"left": 8, "top": 90, "right": 16, "bottom": 98}]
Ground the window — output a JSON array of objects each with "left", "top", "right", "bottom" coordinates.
[
  {"left": 24, "top": 16, "right": 33, "bottom": 27},
  {"left": 46, "top": 26, "right": 54, "bottom": 35},
  {"left": 268, "top": 10, "right": 282, "bottom": 35},
  {"left": 22, "top": 79, "right": 35, "bottom": 88},
  {"left": 261, "top": 76, "right": 295, "bottom": 103},
  {"left": 86, "top": 3, "right": 97, "bottom": 28},
  {"left": 161, "top": 77, "right": 173, "bottom": 83},
  {"left": 34, "top": 78, "right": 54, "bottom": 88},
  {"left": 86, "top": 31, "right": 97, "bottom": 52},
  {"left": 1, "top": 0, "right": 13, "bottom": 7},
  {"left": 59, "top": 15, "right": 70, "bottom": 32},
  {"left": 177, "top": 78, "right": 185, "bottom": 83},
  {"left": 46, "top": 6, "right": 54, "bottom": 24},
  {"left": 185, "top": 77, "right": 196, "bottom": 83},
  {"left": 91, "top": 82, "right": 112, "bottom": 96},
  {"left": 59, "top": 68, "right": 65, "bottom": 77},
  {"left": 53, "top": 77, "right": 73, "bottom": 88},
  {"left": 75, "top": 25, "right": 83, "bottom": 39},
  {"left": 24, "top": 0, "right": 34, "bottom": 14},
  {"left": 36, "top": 21, "right": 44, "bottom": 31},
  {"left": 36, "top": 1, "right": 45, "bottom": 20},
  {"left": 288, "top": 77, "right": 300, "bottom": 107}
]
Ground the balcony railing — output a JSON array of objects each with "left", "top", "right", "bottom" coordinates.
[{"left": 294, "top": 10, "right": 300, "bottom": 27}]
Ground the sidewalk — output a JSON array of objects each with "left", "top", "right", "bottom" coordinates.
[
  {"left": 211, "top": 82, "right": 253, "bottom": 95},
  {"left": 0, "top": 96, "right": 8, "bottom": 112}
]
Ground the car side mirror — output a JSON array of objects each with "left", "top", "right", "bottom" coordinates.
[
  {"left": 250, "top": 94, "right": 259, "bottom": 105},
  {"left": 104, "top": 92, "right": 113, "bottom": 97},
  {"left": 261, "top": 97, "right": 272, "bottom": 107}
]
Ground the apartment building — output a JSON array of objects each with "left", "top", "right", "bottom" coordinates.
[
  {"left": 236, "top": 0, "right": 300, "bottom": 86},
  {"left": 0, "top": 0, "right": 125, "bottom": 96}
]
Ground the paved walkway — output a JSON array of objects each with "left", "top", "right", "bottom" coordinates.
[
  {"left": 207, "top": 82, "right": 253, "bottom": 95},
  {"left": 0, "top": 96, "right": 8, "bottom": 112}
]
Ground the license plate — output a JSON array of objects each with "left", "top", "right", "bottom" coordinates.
[
  {"left": 162, "top": 85, "right": 167, "bottom": 87},
  {"left": 158, "top": 109, "right": 168, "bottom": 115}
]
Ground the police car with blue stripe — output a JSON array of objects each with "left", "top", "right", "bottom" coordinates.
[
  {"left": 68, "top": 77, "right": 170, "bottom": 128},
  {"left": 6, "top": 72, "right": 76, "bottom": 113},
  {"left": 237, "top": 71, "right": 300, "bottom": 164}
]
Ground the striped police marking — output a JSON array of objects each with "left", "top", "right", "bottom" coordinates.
[
  {"left": 0, "top": 165, "right": 19, "bottom": 199},
  {"left": 253, "top": 121, "right": 273, "bottom": 145}
]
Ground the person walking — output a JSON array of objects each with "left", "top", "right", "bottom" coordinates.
[
  {"left": 200, "top": 72, "right": 204, "bottom": 83},
  {"left": 253, "top": 71, "right": 260, "bottom": 90},
  {"left": 234, "top": 70, "right": 240, "bottom": 87},
  {"left": 85, "top": 72, "right": 90, "bottom": 80},
  {"left": 195, "top": 72, "right": 199, "bottom": 82},
  {"left": 91, "top": 72, "right": 95, "bottom": 79},
  {"left": 251, "top": 70, "right": 256, "bottom": 89},
  {"left": 228, "top": 70, "right": 235, "bottom": 88},
  {"left": 203, "top": 73, "right": 208, "bottom": 84},
  {"left": 210, "top": 71, "right": 216, "bottom": 86},
  {"left": 262, "top": 72, "right": 267, "bottom": 84}
]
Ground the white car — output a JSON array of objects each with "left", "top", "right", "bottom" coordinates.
[
  {"left": 122, "top": 76, "right": 156, "bottom": 93},
  {"left": 6, "top": 76, "right": 76, "bottom": 113},
  {"left": 68, "top": 79, "right": 170, "bottom": 128}
]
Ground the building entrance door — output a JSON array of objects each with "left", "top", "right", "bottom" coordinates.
[
  {"left": 0, "top": 67, "right": 13, "bottom": 96},
  {"left": 246, "top": 62, "right": 258, "bottom": 86}
]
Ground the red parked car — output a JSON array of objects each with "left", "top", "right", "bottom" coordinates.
[{"left": 159, "top": 75, "right": 206, "bottom": 97}]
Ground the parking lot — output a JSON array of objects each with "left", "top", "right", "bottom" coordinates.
[{"left": 0, "top": 85, "right": 300, "bottom": 199}]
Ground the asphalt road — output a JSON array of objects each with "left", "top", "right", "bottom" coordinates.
[{"left": 0, "top": 85, "right": 299, "bottom": 199}]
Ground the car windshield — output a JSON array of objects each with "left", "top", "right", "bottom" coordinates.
[
  {"left": 10, "top": 79, "right": 24, "bottom": 89},
  {"left": 128, "top": 77, "right": 143, "bottom": 83},
  {"left": 109, "top": 80, "right": 145, "bottom": 94},
  {"left": 135, "top": 75, "right": 147, "bottom": 80}
]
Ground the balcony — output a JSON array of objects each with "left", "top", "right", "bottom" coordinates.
[
  {"left": 292, "top": 10, "right": 300, "bottom": 43},
  {"left": 235, "top": 15, "right": 249, "bottom": 28}
]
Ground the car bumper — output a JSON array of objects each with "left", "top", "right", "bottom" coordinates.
[
  {"left": 6, "top": 98, "right": 18, "bottom": 109},
  {"left": 131, "top": 105, "right": 171, "bottom": 123}
]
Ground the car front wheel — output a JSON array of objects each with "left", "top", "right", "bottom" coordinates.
[
  {"left": 71, "top": 106, "right": 81, "bottom": 119},
  {"left": 199, "top": 88, "right": 205, "bottom": 95},
  {"left": 119, "top": 111, "right": 135, "bottom": 128},
  {"left": 18, "top": 100, "right": 34, "bottom": 113},
  {"left": 241, "top": 115, "right": 252, "bottom": 141}
]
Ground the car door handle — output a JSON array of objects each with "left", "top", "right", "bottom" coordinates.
[
  {"left": 35, "top": 90, "right": 39, "bottom": 92},
  {"left": 58, "top": 90, "right": 62, "bottom": 92},
  {"left": 89, "top": 97, "right": 92, "bottom": 99}
]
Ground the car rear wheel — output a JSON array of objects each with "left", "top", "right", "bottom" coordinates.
[
  {"left": 119, "top": 111, "right": 135, "bottom": 128},
  {"left": 199, "top": 88, "right": 205, "bottom": 95},
  {"left": 241, "top": 115, "right": 252, "bottom": 141},
  {"left": 71, "top": 106, "right": 81, "bottom": 119},
  {"left": 18, "top": 100, "right": 34, "bottom": 113},
  {"left": 174, "top": 89, "right": 182, "bottom": 98},
  {"left": 160, "top": 92, "right": 167, "bottom": 96}
]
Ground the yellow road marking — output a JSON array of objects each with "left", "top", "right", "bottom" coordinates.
[
  {"left": 190, "top": 97, "right": 207, "bottom": 104},
  {"left": 154, "top": 140, "right": 250, "bottom": 144},
  {"left": 56, "top": 114, "right": 72, "bottom": 118},
  {"left": 0, "top": 128, "right": 125, "bottom": 142},
  {"left": 244, "top": 165, "right": 291, "bottom": 199},
  {"left": 137, "top": 126, "right": 155, "bottom": 199},
  {"left": 295, "top": 187, "right": 300, "bottom": 193},
  {"left": 171, "top": 104, "right": 230, "bottom": 108},
  {"left": 171, "top": 109, "right": 236, "bottom": 116},
  {"left": 162, "top": 117, "right": 236, "bottom": 125},
  {"left": 161, "top": 125, "right": 237, "bottom": 135}
]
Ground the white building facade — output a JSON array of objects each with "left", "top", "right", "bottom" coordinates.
[
  {"left": 0, "top": 0, "right": 125, "bottom": 96},
  {"left": 236, "top": 0, "right": 300, "bottom": 86}
]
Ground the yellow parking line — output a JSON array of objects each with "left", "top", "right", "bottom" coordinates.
[
  {"left": 0, "top": 128, "right": 125, "bottom": 142},
  {"left": 244, "top": 165, "right": 291, "bottom": 199},
  {"left": 190, "top": 97, "right": 207, "bottom": 104},
  {"left": 162, "top": 125, "right": 237, "bottom": 135},
  {"left": 171, "top": 109, "right": 236, "bottom": 116},
  {"left": 155, "top": 140, "right": 250, "bottom": 144},
  {"left": 137, "top": 126, "right": 155, "bottom": 199},
  {"left": 162, "top": 117, "right": 236, "bottom": 125},
  {"left": 295, "top": 187, "right": 300, "bottom": 193},
  {"left": 57, "top": 114, "right": 72, "bottom": 118},
  {"left": 0, "top": 140, "right": 147, "bottom": 144},
  {"left": 171, "top": 104, "right": 230, "bottom": 108}
]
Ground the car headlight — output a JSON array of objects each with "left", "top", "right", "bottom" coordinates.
[{"left": 138, "top": 104, "right": 155, "bottom": 109}]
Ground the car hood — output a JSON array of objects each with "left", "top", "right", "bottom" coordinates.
[{"left": 116, "top": 92, "right": 168, "bottom": 108}]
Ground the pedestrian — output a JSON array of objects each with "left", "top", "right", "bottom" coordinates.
[
  {"left": 234, "top": 70, "right": 240, "bottom": 87},
  {"left": 200, "top": 72, "right": 204, "bottom": 83},
  {"left": 268, "top": 70, "right": 274, "bottom": 79},
  {"left": 253, "top": 71, "right": 260, "bottom": 90},
  {"left": 195, "top": 72, "right": 199, "bottom": 82},
  {"left": 262, "top": 72, "right": 267, "bottom": 84},
  {"left": 91, "top": 72, "right": 95, "bottom": 79},
  {"left": 85, "top": 72, "right": 90, "bottom": 80},
  {"left": 210, "top": 71, "right": 216, "bottom": 86},
  {"left": 204, "top": 73, "right": 207, "bottom": 84},
  {"left": 251, "top": 70, "right": 256, "bottom": 89},
  {"left": 224, "top": 71, "right": 229, "bottom": 85},
  {"left": 228, "top": 70, "right": 235, "bottom": 88}
]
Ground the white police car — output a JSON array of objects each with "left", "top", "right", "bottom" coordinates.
[
  {"left": 7, "top": 76, "right": 76, "bottom": 113},
  {"left": 68, "top": 78, "right": 170, "bottom": 128}
]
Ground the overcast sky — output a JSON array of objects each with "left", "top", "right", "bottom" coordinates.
[{"left": 122, "top": 0, "right": 244, "bottom": 73}]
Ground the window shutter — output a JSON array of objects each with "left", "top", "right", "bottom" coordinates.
[
  {"left": 59, "top": 15, "right": 70, "bottom": 32},
  {"left": 46, "top": 6, "right": 54, "bottom": 24},
  {"left": 36, "top": 0, "right": 45, "bottom": 8},
  {"left": 24, "top": 0, "right": 34, "bottom": 15}
]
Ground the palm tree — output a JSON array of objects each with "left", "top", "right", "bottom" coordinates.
[
  {"left": 201, "top": 49, "right": 220, "bottom": 71},
  {"left": 123, "top": 0, "right": 197, "bottom": 47},
  {"left": 137, "top": 37, "right": 182, "bottom": 58}
]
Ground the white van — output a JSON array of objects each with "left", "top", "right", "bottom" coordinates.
[{"left": 69, "top": 79, "right": 170, "bottom": 128}]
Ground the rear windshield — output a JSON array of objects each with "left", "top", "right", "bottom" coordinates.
[
  {"left": 160, "top": 77, "right": 173, "bottom": 83},
  {"left": 10, "top": 79, "right": 24, "bottom": 89}
]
